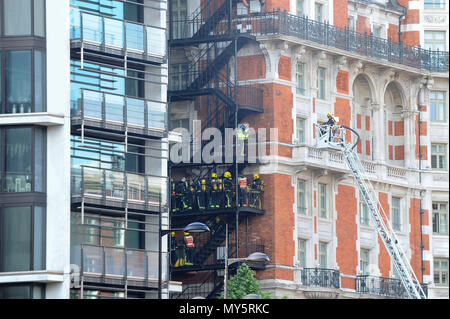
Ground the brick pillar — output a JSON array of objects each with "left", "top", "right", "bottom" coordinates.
[{"left": 397, "top": 0, "right": 421, "bottom": 46}]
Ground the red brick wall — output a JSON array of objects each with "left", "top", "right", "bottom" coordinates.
[
  {"left": 336, "top": 184, "right": 358, "bottom": 289},
  {"left": 394, "top": 121, "right": 404, "bottom": 136},
  {"left": 356, "top": 114, "right": 361, "bottom": 129},
  {"left": 333, "top": 0, "right": 348, "bottom": 29},
  {"left": 336, "top": 70, "right": 349, "bottom": 94},
  {"left": 378, "top": 192, "right": 391, "bottom": 277},
  {"left": 395, "top": 145, "right": 405, "bottom": 160},
  {"left": 409, "top": 198, "right": 430, "bottom": 279},
  {"left": 388, "top": 120, "right": 393, "bottom": 136},
  {"left": 278, "top": 56, "right": 291, "bottom": 81},
  {"left": 356, "top": 15, "right": 370, "bottom": 34},
  {"left": 402, "top": 31, "right": 420, "bottom": 46},
  {"left": 388, "top": 24, "right": 399, "bottom": 42},
  {"left": 250, "top": 173, "right": 295, "bottom": 281},
  {"left": 365, "top": 116, "right": 370, "bottom": 131},
  {"left": 237, "top": 55, "right": 266, "bottom": 80},
  {"left": 334, "top": 97, "right": 351, "bottom": 143},
  {"left": 265, "top": 0, "right": 290, "bottom": 11},
  {"left": 365, "top": 140, "right": 371, "bottom": 156}
]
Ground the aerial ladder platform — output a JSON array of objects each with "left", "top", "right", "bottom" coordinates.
[{"left": 315, "top": 123, "right": 427, "bottom": 299}]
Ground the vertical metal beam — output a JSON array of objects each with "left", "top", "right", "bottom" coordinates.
[{"left": 234, "top": 38, "right": 239, "bottom": 259}]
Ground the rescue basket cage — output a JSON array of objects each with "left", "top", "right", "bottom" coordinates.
[{"left": 315, "top": 123, "right": 347, "bottom": 149}]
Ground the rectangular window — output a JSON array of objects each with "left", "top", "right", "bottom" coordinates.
[
  {"left": 5, "top": 50, "right": 32, "bottom": 114},
  {"left": 170, "top": 64, "right": 188, "bottom": 91},
  {"left": 296, "top": 0, "right": 304, "bottom": 16},
  {"left": 296, "top": 118, "right": 305, "bottom": 143},
  {"left": 319, "top": 183, "right": 328, "bottom": 218},
  {"left": 432, "top": 203, "right": 448, "bottom": 235},
  {"left": 431, "top": 144, "right": 447, "bottom": 170},
  {"left": 360, "top": 249, "right": 370, "bottom": 275},
  {"left": 360, "top": 193, "right": 370, "bottom": 226},
  {"left": 34, "top": 0, "right": 46, "bottom": 37},
  {"left": 1, "top": 126, "right": 46, "bottom": 193},
  {"left": 296, "top": 63, "right": 305, "bottom": 95},
  {"left": 424, "top": 31, "right": 446, "bottom": 51},
  {"left": 392, "top": 197, "right": 401, "bottom": 231},
  {"left": 373, "top": 26, "right": 382, "bottom": 38},
  {"left": 430, "top": 91, "right": 446, "bottom": 122},
  {"left": 0, "top": 283, "right": 45, "bottom": 299},
  {"left": 434, "top": 258, "right": 448, "bottom": 286},
  {"left": 0, "top": 206, "right": 46, "bottom": 272},
  {"left": 4, "top": 0, "right": 32, "bottom": 36},
  {"left": 297, "top": 179, "right": 306, "bottom": 215},
  {"left": 348, "top": 16, "right": 356, "bottom": 31},
  {"left": 315, "top": 2, "right": 323, "bottom": 22},
  {"left": 424, "top": 0, "right": 445, "bottom": 9},
  {"left": 317, "top": 67, "right": 325, "bottom": 100},
  {"left": 249, "top": 0, "right": 261, "bottom": 13},
  {"left": 298, "top": 239, "right": 307, "bottom": 268},
  {"left": 319, "top": 242, "right": 327, "bottom": 268},
  {"left": 171, "top": 0, "right": 187, "bottom": 39}
]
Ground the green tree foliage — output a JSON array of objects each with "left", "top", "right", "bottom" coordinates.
[{"left": 220, "top": 263, "right": 274, "bottom": 299}]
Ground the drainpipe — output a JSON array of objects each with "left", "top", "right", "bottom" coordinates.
[{"left": 417, "top": 88, "right": 424, "bottom": 283}]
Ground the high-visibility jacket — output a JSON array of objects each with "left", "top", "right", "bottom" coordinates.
[
  {"left": 237, "top": 127, "right": 249, "bottom": 141},
  {"left": 239, "top": 177, "right": 247, "bottom": 189},
  {"left": 184, "top": 236, "right": 195, "bottom": 248}
]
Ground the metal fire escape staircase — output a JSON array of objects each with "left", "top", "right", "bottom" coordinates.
[{"left": 315, "top": 124, "right": 427, "bottom": 299}]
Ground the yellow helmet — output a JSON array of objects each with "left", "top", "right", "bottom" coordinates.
[
  {"left": 216, "top": 216, "right": 221, "bottom": 223},
  {"left": 224, "top": 171, "right": 231, "bottom": 178},
  {"left": 253, "top": 173, "right": 259, "bottom": 179},
  {"left": 211, "top": 172, "right": 218, "bottom": 178},
  {"left": 327, "top": 112, "right": 333, "bottom": 118},
  {"left": 171, "top": 232, "right": 175, "bottom": 237},
  {"left": 201, "top": 179, "right": 206, "bottom": 184},
  {"left": 184, "top": 232, "right": 190, "bottom": 236}
]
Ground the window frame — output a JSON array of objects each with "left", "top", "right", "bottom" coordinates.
[
  {"left": 297, "top": 238, "right": 307, "bottom": 268},
  {"left": 430, "top": 91, "right": 446, "bottom": 123},
  {"left": 318, "top": 183, "right": 328, "bottom": 219},
  {"left": 391, "top": 197, "right": 401, "bottom": 231},
  {"left": 0, "top": 205, "right": 47, "bottom": 272},
  {"left": 0, "top": 282, "right": 45, "bottom": 299},
  {"left": 424, "top": 31, "right": 446, "bottom": 51},
  {"left": 318, "top": 241, "right": 328, "bottom": 268},
  {"left": 360, "top": 248, "right": 370, "bottom": 275},
  {"left": 0, "top": 47, "right": 47, "bottom": 114},
  {"left": 431, "top": 143, "right": 447, "bottom": 171},
  {"left": 434, "top": 258, "right": 449, "bottom": 286},
  {"left": 295, "top": 62, "right": 306, "bottom": 95},
  {"left": 432, "top": 202, "right": 448, "bottom": 235},
  {"left": 424, "top": 0, "right": 445, "bottom": 10},
  {"left": 359, "top": 192, "right": 370, "bottom": 226},
  {"left": 296, "top": 0, "right": 304, "bottom": 17},
  {"left": 0, "top": 0, "right": 46, "bottom": 38},
  {"left": 0, "top": 126, "right": 47, "bottom": 194},
  {"left": 317, "top": 67, "right": 326, "bottom": 100},
  {"left": 297, "top": 179, "right": 307, "bottom": 215},
  {"left": 296, "top": 117, "right": 305, "bottom": 143}
]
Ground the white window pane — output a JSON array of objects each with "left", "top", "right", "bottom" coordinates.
[{"left": 4, "top": 0, "right": 31, "bottom": 36}]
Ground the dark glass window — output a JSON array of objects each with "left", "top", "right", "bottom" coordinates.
[
  {"left": 1, "top": 49, "right": 46, "bottom": 114},
  {"left": 3, "top": 0, "right": 32, "bottom": 36},
  {"left": 0, "top": 206, "right": 46, "bottom": 272},
  {"left": 1, "top": 0, "right": 45, "bottom": 37},
  {"left": 0, "top": 283, "right": 45, "bottom": 299},
  {"left": 0, "top": 126, "right": 46, "bottom": 193}
]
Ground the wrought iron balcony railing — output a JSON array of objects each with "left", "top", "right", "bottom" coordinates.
[
  {"left": 72, "top": 88, "right": 167, "bottom": 132},
  {"left": 301, "top": 268, "right": 341, "bottom": 289},
  {"left": 73, "top": 244, "right": 168, "bottom": 283},
  {"left": 171, "top": 9, "right": 449, "bottom": 72},
  {"left": 356, "top": 275, "right": 428, "bottom": 298},
  {"left": 71, "top": 166, "right": 167, "bottom": 208},
  {"left": 71, "top": 7, "right": 166, "bottom": 58}
]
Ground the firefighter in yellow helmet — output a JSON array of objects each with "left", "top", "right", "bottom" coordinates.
[
  {"left": 208, "top": 172, "right": 220, "bottom": 209},
  {"left": 326, "top": 112, "right": 336, "bottom": 142},
  {"left": 223, "top": 171, "right": 233, "bottom": 208},
  {"left": 250, "top": 173, "right": 263, "bottom": 209},
  {"left": 184, "top": 232, "right": 195, "bottom": 266},
  {"left": 170, "top": 232, "right": 178, "bottom": 266},
  {"left": 237, "top": 123, "right": 249, "bottom": 157}
]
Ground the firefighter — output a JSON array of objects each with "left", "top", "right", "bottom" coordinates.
[
  {"left": 217, "top": 176, "right": 224, "bottom": 208},
  {"left": 195, "top": 178, "right": 207, "bottom": 210},
  {"left": 326, "top": 112, "right": 336, "bottom": 142},
  {"left": 177, "top": 177, "right": 189, "bottom": 212},
  {"left": 208, "top": 172, "right": 220, "bottom": 209},
  {"left": 238, "top": 175, "right": 249, "bottom": 207},
  {"left": 186, "top": 179, "right": 195, "bottom": 211},
  {"left": 237, "top": 123, "right": 249, "bottom": 157},
  {"left": 184, "top": 232, "right": 195, "bottom": 266},
  {"left": 250, "top": 173, "right": 264, "bottom": 209},
  {"left": 171, "top": 180, "right": 178, "bottom": 213},
  {"left": 223, "top": 171, "right": 233, "bottom": 208}
]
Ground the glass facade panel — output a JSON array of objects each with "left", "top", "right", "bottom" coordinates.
[
  {"left": 104, "top": 18, "right": 124, "bottom": 47},
  {"left": 34, "top": 0, "right": 46, "bottom": 37},
  {"left": 34, "top": 50, "right": 45, "bottom": 112},
  {"left": 126, "top": 23, "right": 144, "bottom": 51},
  {"left": 2, "top": 207, "right": 31, "bottom": 271},
  {"left": 127, "top": 97, "right": 145, "bottom": 126},
  {"left": 5, "top": 127, "right": 32, "bottom": 193},
  {"left": 5, "top": 51, "right": 32, "bottom": 114},
  {"left": 4, "top": 0, "right": 32, "bottom": 36}
]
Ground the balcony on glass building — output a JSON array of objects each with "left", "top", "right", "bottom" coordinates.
[
  {"left": 70, "top": 5, "right": 166, "bottom": 64},
  {"left": 71, "top": 166, "right": 167, "bottom": 213},
  {"left": 71, "top": 88, "right": 167, "bottom": 138}
]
